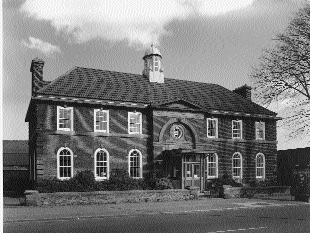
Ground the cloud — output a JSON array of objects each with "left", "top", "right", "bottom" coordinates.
[
  {"left": 20, "top": 0, "right": 254, "bottom": 47},
  {"left": 22, "top": 37, "right": 61, "bottom": 55}
]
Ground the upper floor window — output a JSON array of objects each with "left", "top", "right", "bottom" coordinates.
[
  {"left": 207, "top": 153, "right": 218, "bottom": 179},
  {"left": 57, "top": 147, "right": 73, "bottom": 180},
  {"left": 255, "top": 122, "right": 265, "bottom": 140},
  {"left": 94, "top": 109, "right": 109, "bottom": 133},
  {"left": 94, "top": 148, "right": 109, "bottom": 180},
  {"left": 207, "top": 118, "right": 218, "bottom": 138},
  {"left": 128, "top": 112, "right": 142, "bottom": 134},
  {"left": 232, "top": 120, "right": 242, "bottom": 139},
  {"left": 57, "top": 106, "right": 73, "bottom": 131},
  {"left": 232, "top": 152, "right": 242, "bottom": 179},
  {"left": 256, "top": 153, "right": 265, "bottom": 179},
  {"left": 128, "top": 149, "right": 142, "bottom": 178}
]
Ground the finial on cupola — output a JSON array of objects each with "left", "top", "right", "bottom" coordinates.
[{"left": 142, "top": 44, "right": 164, "bottom": 83}]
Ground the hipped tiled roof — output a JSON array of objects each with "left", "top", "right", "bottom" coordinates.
[{"left": 37, "top": 67, "right": 276, "bottom": 116}]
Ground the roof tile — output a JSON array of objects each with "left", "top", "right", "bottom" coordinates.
[{"left": 37, "top": 67, "right": 275, "bottom": 115}]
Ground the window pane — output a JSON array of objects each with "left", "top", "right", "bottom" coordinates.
[
  {"left": 208, "top": 119, "right": 217, "bottom": 137},
  {"left": 95, "top": 150, "right": 108, "bottom": 178},
  {"left": 129, "top": 150, "right": 141, "bottom": 178},
  {"left": 58, "top": 149, "right": 72, "bottom": 178},
  {"left": 129, "top": 113, "right": 141, "bottom": 133}
]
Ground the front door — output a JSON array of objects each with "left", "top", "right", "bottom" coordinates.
[{"left": 184, "top": 163, "right": 201, "bottom": 187}]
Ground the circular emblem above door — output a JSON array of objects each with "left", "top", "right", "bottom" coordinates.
[{"left": 170, "top": 124, "right": 184, "bottom": 139}]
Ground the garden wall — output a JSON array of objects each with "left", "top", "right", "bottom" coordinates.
[{"left": 23, "top": 189, "right": 194, "bottom": 206}]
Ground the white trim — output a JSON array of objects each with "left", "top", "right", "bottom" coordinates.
[
  {"left": 128, "top": 112, "right": 142, "bottom": 134},
  {"left": 57, "top": 106, "right": 73, "bottom": 131},
  {"left": 256, "top": 153, "right": 265, "bottom": 179},
  {"left": 232, "top": 120, "right": 242, "bottom": 139},
  {"left": 255, "top": 122, "right": 265, "bottom": 140},
  {"left": 128, "top": 149, "right": 143, "bottom": 178},
  {"left": 57, "top": 147, "right": 73, "bottom": 180},
  {"left": 207, "top": 153, "right": 218, "bottom": 179},
  {"left": 94, "top": 109, "right": 109, "bottom": 133},
  {"left": 207, "top": 118, "right": 218, "bottom": 138},
  {"left": 94, "top": 148, "right": 110, "bottom": 180},
  {"left": 232, "top": 152, "right": 243, "bottom": 179}
]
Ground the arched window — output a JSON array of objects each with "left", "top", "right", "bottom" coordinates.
[
  {"left": 256, "top": 153, "right": 265, "bottom": 179},
  {"left": 232, "top": 152, "right": 242, "bottom": 179},
  {"left": 94, "top": 148, "right": 109, "bottom": 180},
  {"left": 128, "top": 149, "right": 142, "bottom": 178},
  {"left": 207, "top": 153, "right": 218, "bottom": 179},
  {"left": 57, "top": 147, "right": 73, "bottom": 180}
]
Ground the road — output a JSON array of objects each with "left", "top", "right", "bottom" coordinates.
[{"left": 4, "top": 204, "right": 309, "bottom": 233}]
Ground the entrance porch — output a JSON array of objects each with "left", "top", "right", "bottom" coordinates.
[{"left": 156, "top": 150, "right": 216, "bottom": 192}]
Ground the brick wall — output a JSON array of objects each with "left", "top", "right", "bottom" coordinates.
[
  {"left": 34, "top": 102, "right": 151, "bottom": 180},
  {"left": 32, "top": 101, "right": 277, "bottom": 184}
]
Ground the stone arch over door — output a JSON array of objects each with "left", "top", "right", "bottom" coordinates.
[{"left": 158, "top": 118, "right": 200, "bottom": 144}]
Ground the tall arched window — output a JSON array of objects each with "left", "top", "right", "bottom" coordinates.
[
  {"left": 94, "top": 148, "right": 109, "bottom": 180},
  {"left": 256, "top": 153, "right": 265, "bottom": 179},
  {"left": 128, "top": 149, "right": 142, "bottom": 178},
  {"left": 232, "top": 152, "right": 242, "bottom": 179},
  {"left": 207, "top": 153, "right": 218, "bottom": 179},
  {"left": 57, "top": 147, "right": 73, "bottom": 180}
]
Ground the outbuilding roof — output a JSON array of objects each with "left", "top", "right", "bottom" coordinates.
[{"left": 36, "top": 67, "right": 276, "bottom": 116}]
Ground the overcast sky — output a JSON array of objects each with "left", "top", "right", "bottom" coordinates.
[{"left": 3, "top": 0, "right": 309, "bottom": 149}]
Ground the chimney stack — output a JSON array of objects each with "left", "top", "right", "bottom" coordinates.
[
  {"left": 233, "top": 84, "right": 252, "bottom": 101},
  {"left": 30, "top": 58, "right": 45, "bottom": 96}
]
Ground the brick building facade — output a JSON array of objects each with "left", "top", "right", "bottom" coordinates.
[{"left": 25, "top": 45, "right": 279, "bottom": 191}]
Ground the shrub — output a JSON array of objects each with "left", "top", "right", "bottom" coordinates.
[
  {"left": 36, "top": 169, "right": 175, "bottom": 193},
  {"left": 36, "top": 170, "right": 97, "bottom": 193},
  {"left": 154, "top": 177, "right": 174, "bottom": 190},
  {"left": 107, "top": 168, "right": 144, "bottom": 191},
  {"left": 70, "top": 170, "right": 97, "bottom": 191}
]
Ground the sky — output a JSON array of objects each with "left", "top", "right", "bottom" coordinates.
[{"left": 3, "top": 0, "right": 309, "bottom": 150}]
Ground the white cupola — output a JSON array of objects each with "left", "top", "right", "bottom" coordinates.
[{"left": 142, "top": 44, "right": 164, "bottom": 83}]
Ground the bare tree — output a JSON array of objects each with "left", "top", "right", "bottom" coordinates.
[{"left": 251, "top": 4, "right": 310, "bottom": 141}]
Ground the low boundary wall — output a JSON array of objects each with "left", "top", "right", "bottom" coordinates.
[{"left": 22, "top": 189, "right": 194, "bottom": 206}]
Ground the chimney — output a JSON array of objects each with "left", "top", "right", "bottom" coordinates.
[
  {"left": 30, "top": 58, "right": 45, "bottom": 96},
  {"left": 233, "top": 84, "right": 252, "bottom": 101}
]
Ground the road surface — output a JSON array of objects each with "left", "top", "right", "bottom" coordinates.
[{"left": 4, "top": 203, "right": 310, "bottom": 233}]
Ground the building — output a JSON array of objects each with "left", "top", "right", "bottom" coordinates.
[
  {"left": 3, "top": 140, "right": 29, "bottom": 183},
  {"left": 25, "top": 45, "right": 280, "bottom": 191},
  {"left": 278, "top": 147, "right": 310, "bottom": 186}
]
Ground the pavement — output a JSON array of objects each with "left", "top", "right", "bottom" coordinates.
[{"left": 3, "top": 195, "right": 308, "bottom": 224}]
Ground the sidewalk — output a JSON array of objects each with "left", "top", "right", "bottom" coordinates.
[{"left": 3, "top": 197, "right": 306, "bottom": 223}]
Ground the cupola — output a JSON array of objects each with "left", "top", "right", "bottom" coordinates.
[{"left": 142, "top": 44, "right": 164, "bottom": 83}]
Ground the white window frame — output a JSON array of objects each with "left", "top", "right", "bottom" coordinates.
[
  {"left": 57, "top": 106, "right": 73, "bottom": 131},
  {"left": 232, "top": 120, "right": 242, "bottom": 139},
  {"left": 207, "top": 118, "right": 218, "bottom": 138},
  {"left": 94, "top": 109, "right": 109, "bottom": 133},
  {"left": 207, "top": 153, "right": 218, "bottom": 179},
  {"left": 154, "top": 56, "right": 160, "bottom": 71},
  {"left": 256, "top": 153, "right": 265, "bottom": 179},
  {"left": 128, "top": 112, "right": 142, "bottom": 134},
  {"left": 94, "top": 148, "right": 109, "bottom": 180},
  {"left": 232, "top": 152, "right": 242, "bottom": 179},
  {"left": 57, "top": 147, "right": 73, "bottom": 180},
  {"left": 128, "top": 149, "right": 143, "bottom": 179},
  {"left": 255, "top": 121, "right": 265, "bottom": 140}
]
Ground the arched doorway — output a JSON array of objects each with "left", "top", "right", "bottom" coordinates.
[{"left": 156, "top": 121, "right": 215, "bottom": 191}]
